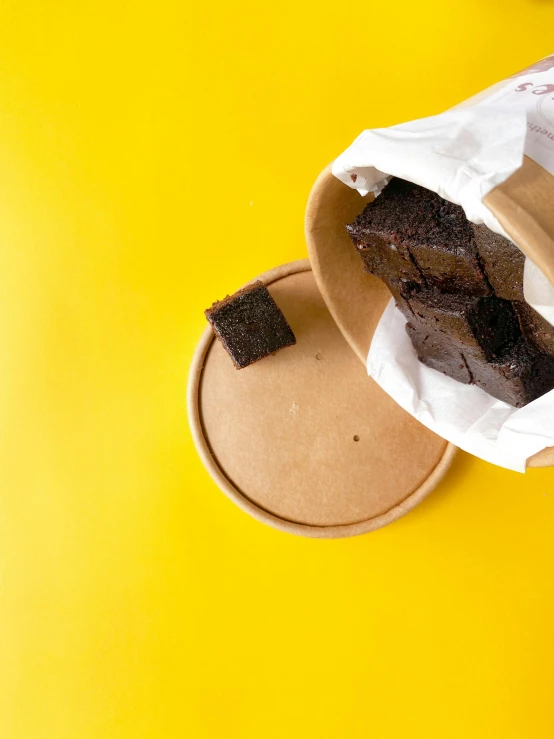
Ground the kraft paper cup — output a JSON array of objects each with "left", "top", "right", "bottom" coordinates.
[{"left": 305, "top": 164, "right": 554, "bottom": 469}]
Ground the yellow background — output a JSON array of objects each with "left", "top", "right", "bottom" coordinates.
[{"left": 2, "top": 1, "right": 554, "bottom": 737}]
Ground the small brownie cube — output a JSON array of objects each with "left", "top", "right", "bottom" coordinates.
[
  {"left": 346, "top": 178, "right": 490, "bottom": 296},
  {"left": 406, "top": 322, "right": 471, "bottom": 384},
  {"left": 205, "top": 280, "right": 296, "bottom": 369},
  {"left": 514, "top": 301, "right": 554, "bottom": 355},
  {"left": 407, "top": 290, "right": 521, "bottom": 361},
  {"left": 466, "top": 340, "right": 554, "bottom": 407},
  {"left": 473, "top": 224, "right": 525, "bottom": 301}
]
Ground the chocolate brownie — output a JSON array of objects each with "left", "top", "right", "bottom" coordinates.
[
  {"left": 466, "top": 340, "right": 554, "bottom": 407},
  {"left": 347, "top": 176, "right": 554, "bottom": 407},
  {"left": 406, "top": 322, "right": 471, "bottom": 384},
  {"left": 407, "top": 290, "right": 521, "bottom": 361},
  {"left": 205, "top": 281, "right": 296, "bottom": 369},
  {"left": 346, "top": 178, "right": 490, "bottom": 296},
  {"left": 347, "top": 227, "right": 423, "bottom": 285},
  {"left": 387, "top": 279, "right": 421, "bottom": 321},
  {"left": 514, "top": 301, "right": 554, "bottom": 355},
  {"left": 473, "top": 224, "right": 525, "bottom": 301}
]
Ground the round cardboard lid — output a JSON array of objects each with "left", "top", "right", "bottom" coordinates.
[
  {"left": 305, "top": 165, "right": 554, "bottom": 469},
  {"left": 188, "top": 260, "right": 456, "bottom": 538}
]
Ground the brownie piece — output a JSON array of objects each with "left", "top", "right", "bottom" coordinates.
[
  {"left": 407, "top": 290, "right": 521, "bottom": 361},
  {"left": 473, "top": 224, "right": 525, "bottom": 301},
  {"left": 466, "top": 340, "right": 554, "bottom": 407},
  {"left": 514, "top": 301, "right": 554, "bottom": 355},
  {"left": 406, "top": 322, "right": 471, "bottom": 384},
  {"left": 205, "top": 281, "right": 296, "bottom": 369},
  {"left": 347, "top": 226, "right": 423, "bottom": 286},
  {"left": 346, "top": 178, "right": 490, "bottom": 296}
]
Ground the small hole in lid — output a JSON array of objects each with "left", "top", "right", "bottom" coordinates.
[{"left": 353, "top": 435, "right": 360, "bottom": 442}]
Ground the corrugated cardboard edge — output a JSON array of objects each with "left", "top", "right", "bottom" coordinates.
[
  {"left": 306, "top": 165, "right": 554, "bottom": 469},
  {"left": 187, "top": 260, "right": 457, "bottom": 538}
]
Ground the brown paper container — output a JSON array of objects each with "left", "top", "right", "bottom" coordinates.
[
  {"left": 305, "top": 163, "right": 554, "bottom": 468},
  {"left": 188, "top": 260, "right": 456, "bottom": 538}
]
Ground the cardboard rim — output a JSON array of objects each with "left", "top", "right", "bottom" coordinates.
[
  {"left": 306, "top": 164, "right": 368, "bottom": 365},
  {"left": 188, "top": 260, "right": 457, "bottom": 539},
  {"left": 305, "top": 165, "right": 554, "bottom": 470}
]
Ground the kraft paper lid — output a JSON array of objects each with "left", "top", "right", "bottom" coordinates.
[
  {"left": 305, "top": 164, "right": 554, "bottom": 469},
  {"left": 188, "top": 260, "right": 456, "bottom": 538}
]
